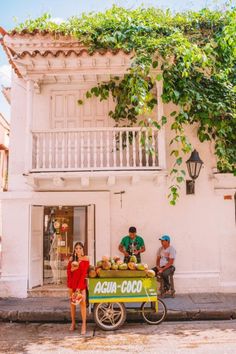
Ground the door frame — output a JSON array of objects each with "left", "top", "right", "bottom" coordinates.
[
  {"left": 29, "top": 205, "right": 44, "bottom": 289},
  {"left": 87, "top": 204, "right": 96, "bottom": 266}
]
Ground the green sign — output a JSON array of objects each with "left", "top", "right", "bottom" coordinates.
[{"left": 88, "top": 277, "right": 157, "bottom": 303}]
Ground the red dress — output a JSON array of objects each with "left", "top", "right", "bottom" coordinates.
[{"left": 67, "top": 260, "right": 89, "bottom": 291}]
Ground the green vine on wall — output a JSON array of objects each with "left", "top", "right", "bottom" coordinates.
[{"left": 13, "top": 5, "right": 236, "bottom": 204}]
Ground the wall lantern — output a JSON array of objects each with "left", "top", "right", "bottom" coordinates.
[{"left": 186, "top": 149, "right": 203, "bottom": 194}]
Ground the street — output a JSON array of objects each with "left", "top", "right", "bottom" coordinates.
[{"left": 1, "top": 320, "right": 236, "bottom": 353}]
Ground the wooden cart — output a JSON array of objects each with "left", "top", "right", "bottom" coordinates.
[{"left": 88, "top": 271, "right": 167, "bottom": 331}]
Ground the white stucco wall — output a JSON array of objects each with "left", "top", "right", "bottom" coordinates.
[{"left": 0, "top": 196, "right": 29, "bottom": 297}]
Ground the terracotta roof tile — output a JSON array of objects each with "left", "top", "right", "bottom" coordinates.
[
  {"left": 10, "top": 29, "right": 66, "bottom": 36},
  {"left": 16, "top": 48, "right": 129, "bottom": 58}
]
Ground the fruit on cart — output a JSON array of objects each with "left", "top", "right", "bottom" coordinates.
[
  {"left": 96, "top": 267, "right": 102, "bottom": 276},
  {"left": 136, "top": 263, "right": 145, "bottom": 270},
  {"left": 89, "top": 269, "right": 97, "bottom": 278},
  {"left": 118, "top": 263, "right": 128, "bottom": 270},
  {"left": 111, "top": 263, "right": 119, "bottom": 270},
  {"left": 102, "top": 261, "right": 111, "bottom": 270},
  {"left": 102, "top": 255, "right": 110, "bottom": 262},
  {"left": 146, "top": 269, "right": 155, "bottom": 277},
  {"left": 116, "top": 259, "right": 123, "bottom": 265},
  {"left": 129, "top": 255, "right": 137, "bottom": 263},
  {"left": 127, "top": 262, "right": 136, "bottom": 270},
  {"left": 113, "top": 256, "right": 121, "bottom": 262},
  {"left": 92, "top": 256, "right": 155, "bottom": 277}
]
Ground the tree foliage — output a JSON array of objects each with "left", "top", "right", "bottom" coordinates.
[{"left": 13, "top": 6, "right": 236, "bottom": 203}]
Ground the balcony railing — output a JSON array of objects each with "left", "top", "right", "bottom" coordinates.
[{"left": 31, "top": 127, "right": 160, "bottom": 172}]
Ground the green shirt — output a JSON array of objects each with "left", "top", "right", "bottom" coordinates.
[{"left": 120, "top": 235, "right": 145, "bottom": 263}]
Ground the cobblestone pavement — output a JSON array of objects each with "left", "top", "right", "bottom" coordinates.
[{"left": 1, "top": 320, "right": 236, "bottom": 353}]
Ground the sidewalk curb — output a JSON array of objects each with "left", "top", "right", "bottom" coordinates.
[
  {"left": 167, "top": 309, "right": 235, "bottom": 321},
  {"left": 1, "top": 309, "right": 236, "bottom": 323}
]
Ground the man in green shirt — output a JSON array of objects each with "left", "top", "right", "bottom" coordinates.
[{"left": 118, "top": 226, "right": 145, "bottom": 263}]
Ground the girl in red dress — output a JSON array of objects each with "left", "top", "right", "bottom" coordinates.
[{"left": 67, "top": 241, "right": 89, "bottom": 335}]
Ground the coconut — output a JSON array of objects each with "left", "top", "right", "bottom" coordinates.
[
  {"left": 128, "top": 262, "right": 136, "bottom": 270},
  {"left": 113, "top": 255, "right": 121, "bottom": 262},
  {"left": 146, "top": 269, "right": 155, "bottom": 278},
  {"left": 111, "top": 263, "right": 119, "bottom": 270},
  {"left": 116, "top": 259, "right": 123, "bottom": 265},
  {"left": 72, "top": 261, "right": 79, "bottom": 267},
  {"left": 136, "top": 263, "right": 145, "bottom": 271},
  {"left": 118, "top": 263, "right": 128, "bottom": 270},
  {"left": 96, "top": 267, "right": 102, "bottom": 275},
  {"left": 102, "top": 255, "right": 110, "bottom": 262},
  {"left": 89, "top": 269, "right": 97, "bottom": 278},
  {"left": 102, "top": 261, "right": 111, "bottom": 270},
  {"left": 129, "top": 255, "right": 137, "bottom": 263}
]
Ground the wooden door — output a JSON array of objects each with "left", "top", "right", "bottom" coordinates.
[
  {"left": 51, "top": 90, "right": 114, "bottom": 128},
  {"left": 51, "top": 91, "right": 79, "bottom": 128}
]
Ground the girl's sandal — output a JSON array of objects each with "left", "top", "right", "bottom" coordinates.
[{"left": 81, "top": 325, "right": 86, "bottom": 335}]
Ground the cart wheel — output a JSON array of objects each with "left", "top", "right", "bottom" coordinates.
[
  {"left": 93, "top": 302, "right": 126, "bottom": 331},
  {"left": 141, "top": 299, "right": 167, "bottom": 325}
]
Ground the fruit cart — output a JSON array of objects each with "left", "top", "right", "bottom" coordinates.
[{"left": 88, "top": 270, "right": 167, "bottom": 331}]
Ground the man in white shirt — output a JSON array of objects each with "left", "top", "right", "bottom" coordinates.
[{"left": 155, "top": 235, "right": 176, "bottom": 295}]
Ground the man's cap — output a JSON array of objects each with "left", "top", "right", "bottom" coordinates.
[
  {"left": 159, "top": 235, "right": 170, "bottom": 242},
  {"left": 129, "top": 226, "right": 137, "bottom": 233}
]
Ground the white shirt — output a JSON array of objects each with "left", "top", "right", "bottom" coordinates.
[{"left": 157, "top": 245, "right": 176, "bottom": 267}]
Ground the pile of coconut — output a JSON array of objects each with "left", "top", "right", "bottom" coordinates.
[{"left": 88, "top": 255, "right": 155, "bottom": 278}]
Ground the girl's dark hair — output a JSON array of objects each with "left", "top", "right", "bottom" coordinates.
[{"left": 72, "top": 241, "right": 85, "bottom": 261}]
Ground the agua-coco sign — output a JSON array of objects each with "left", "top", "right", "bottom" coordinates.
[
  {"left": 88, "top": 277, "right": 157, "bottom": 303},
  {"left": 94, "top": 279, "right": 143, "bottom": 294}
]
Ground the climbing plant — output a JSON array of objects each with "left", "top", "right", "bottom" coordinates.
[{"left": 13, "top": 5, "right": 236, "bottom": 204}]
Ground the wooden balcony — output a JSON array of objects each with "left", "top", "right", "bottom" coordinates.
[{"left": 31, "top": 127, "right": 161, "bottom": 172}]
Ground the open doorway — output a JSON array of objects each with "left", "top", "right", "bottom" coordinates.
[{"left": 43, "top": 206, "right": 88, "bottom": 286}]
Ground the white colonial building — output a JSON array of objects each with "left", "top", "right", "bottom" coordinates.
[{"left": 0, "top": 29, "right": 235, "bottom": 297}]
